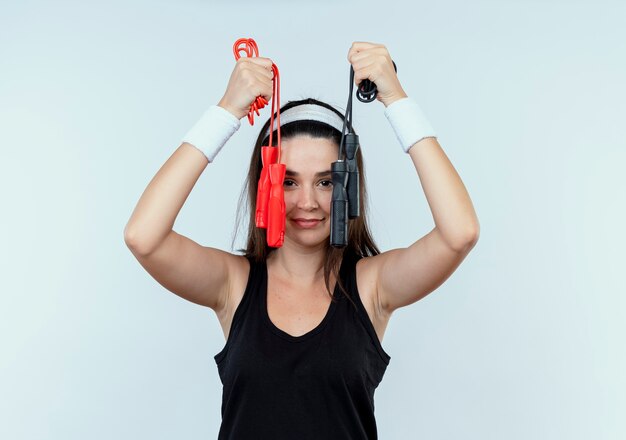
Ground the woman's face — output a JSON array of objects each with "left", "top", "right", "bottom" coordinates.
[{"left": 279, "top": 135, "right": 338, "bottom": 249}]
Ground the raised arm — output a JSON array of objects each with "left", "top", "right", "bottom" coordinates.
[
  {"left": 347, "top": 41, "right": 479, "bottom": 314},
  {"left": 123, "top": 56, "right": 274, "bottom": 311},
  {"left": 123, "top": 142, "right": 210, "bottom": 255}
]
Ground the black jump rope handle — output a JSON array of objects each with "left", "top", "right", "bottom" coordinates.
[
  {"left": 330, "top": 135, "right": 358, "bottom": 248},
  {"left": 344, "top": 133, "right": 360, "bottom": 219},
  {"left": 330, "top": 161, "right": 349, "bottom": 247},
  {"left": 331, "top": 60, "right": 398, "bottom": 248}
]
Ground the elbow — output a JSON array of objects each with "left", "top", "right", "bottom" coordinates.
[
  {"left": 123, "top": 224, "right": 147, "bottom": 255},
  {"left": 124, "top": 224, "right": 170, "bottom": 256},
  {"left": 466, "top": 231, "right": 479, "bottom": 249},
  {"left": 453, "top": 235, "right": 478, "bottom": 253},
  {"left": 467, "top": 221, "right": 480, "bottom": 243},
  {"left": 123, "top": 223, "right": 135, "bottom": 245},
  {"left": 451, "top": 223, "right": 480, "bottom": 252},
  {"left": 464, "top": 224, "right": 480, "bottom": 249}
]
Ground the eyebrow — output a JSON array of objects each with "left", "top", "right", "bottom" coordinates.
[{"left": 285, "top": 169, "right": 332, "bottom": 177}]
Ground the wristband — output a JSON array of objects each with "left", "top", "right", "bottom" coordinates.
[
  {"left": 384, "top": 97, "right": 436, "bottom": 153},
  {"left": 181, "top": 105, "right": 241, "bottom": 162}
]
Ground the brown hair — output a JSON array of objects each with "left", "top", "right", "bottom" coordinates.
[{"left": 230, "top": 97, "right": 380, "bottom": 307}]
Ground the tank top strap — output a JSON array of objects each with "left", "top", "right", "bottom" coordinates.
[
  {"left": 213, "top": 255, "right": 262, "bottom": 365},
  {"left": 337, "top": 248, "right": 358, "bottom": 286},
  {"left": 341, "top": 248, "right": 392, "bottom": 365}
]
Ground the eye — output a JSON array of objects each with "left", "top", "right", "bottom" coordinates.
[{"left": 283, "top": 179, "right": 332, "bottom": 188}]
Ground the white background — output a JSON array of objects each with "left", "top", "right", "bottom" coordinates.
[{"left": 1, "top": 0, "right": 625, "bottom": 438}]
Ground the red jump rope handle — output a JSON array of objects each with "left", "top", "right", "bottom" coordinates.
[
  {"left": 255, "top": 146, "right": 278, "bottom": 228},
  {"left": 266, "top": 163, "right": 286, "bottom": 248}
]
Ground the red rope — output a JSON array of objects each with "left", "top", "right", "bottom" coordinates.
[
  {"left": 233, "top": 38, "right": 273, "bottom": 127},
  {"left": 268, "top": 63, "right": 281, "bottom": 162}
]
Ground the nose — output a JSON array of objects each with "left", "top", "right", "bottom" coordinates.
[{"left": 296, "top": 186, "right": 319, "bottom": 211}]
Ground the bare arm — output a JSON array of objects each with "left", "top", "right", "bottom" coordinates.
[
  {"left": 123, "top": 142, "right": 240, "bottom": 311},
  {"left": 122, "top": 55, "right": 275, "bottom": 311},
  {"left": 123, "top": 142, "right": 208, "bottom": 254},
  {"left": 347, "top": 41, "right": 479, "bottom": 315}
]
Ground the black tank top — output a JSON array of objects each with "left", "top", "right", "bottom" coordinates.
[{"left": 213, "top": 249, "right": 391, "bottom": 439}]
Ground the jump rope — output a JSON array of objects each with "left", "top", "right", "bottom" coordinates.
[
  {"left": 233, "top": 38, "right": 284, "bottom": 248},
  {"left": 233, "top": 38, "right": 396, "bottom": 249}
]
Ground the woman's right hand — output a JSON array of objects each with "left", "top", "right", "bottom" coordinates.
[{"left": 218, "top": 57, "right": 275, "bottom": 120}]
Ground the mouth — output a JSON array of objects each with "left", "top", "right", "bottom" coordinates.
[{"left": 292, "top": 218, "right": 323, "bottom": 228}]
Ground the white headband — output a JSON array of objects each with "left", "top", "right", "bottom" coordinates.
[{"left": 262, "top": 103, "right": 346, "bottom": 141}]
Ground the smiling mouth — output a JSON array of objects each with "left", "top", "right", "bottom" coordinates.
[{"left": 292, "top": 219, "right": 322, "bottom": 227}]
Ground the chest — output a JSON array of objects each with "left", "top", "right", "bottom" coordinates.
[
  {"left": 266, "top": 281, "right": 334, "bottom": 338},
  {"left": 218, "top": 258, "right": 390, "bottom": 346}
]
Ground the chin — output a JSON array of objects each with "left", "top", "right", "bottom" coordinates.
[{"left": 286, "top": 231, "right": 331, "bottom": 246}]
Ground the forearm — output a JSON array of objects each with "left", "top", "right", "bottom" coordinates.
[
  {"left": 123, "top": 143, "right": 208, "bottom": 255},
  {"left": 408, "top": 137, "right": 480, "bottom": 249}
]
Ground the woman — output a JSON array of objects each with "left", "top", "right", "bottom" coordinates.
[{"left": 124, "top": 41, "right": 480, "bottom": 439}]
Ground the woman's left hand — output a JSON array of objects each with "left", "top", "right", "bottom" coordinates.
[{"left": 347, "top": 41, "right": 408, "bottom": 107}]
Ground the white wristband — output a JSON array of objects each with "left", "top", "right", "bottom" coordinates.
[
  {"left": 181, "top": 105, "right": 241, "bottom": 162},
  {"left": 384, "top": 97, "right": 437, "bottom": 153}
]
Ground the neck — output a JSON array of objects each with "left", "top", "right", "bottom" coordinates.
[{"left": 267, "top": 243, "right": 329, "bottom": 284}]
